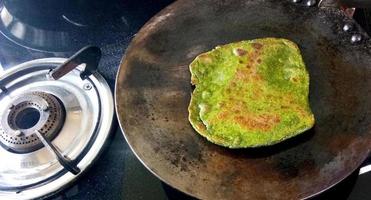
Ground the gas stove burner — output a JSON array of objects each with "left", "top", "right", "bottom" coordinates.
[
  {"left": 0, "top": 92, "right": 65, "bottom": 153},
  {"left": 0, "top": 57, "right": 114, "bottom": 200}
]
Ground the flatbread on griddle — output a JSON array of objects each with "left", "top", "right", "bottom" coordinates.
[{"left": 188, "top": 38, "right": 315, "bottom": 148}]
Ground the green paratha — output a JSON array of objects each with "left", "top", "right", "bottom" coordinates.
[{"left": 188, "top": 38, "right": 315, "bottom": 148}]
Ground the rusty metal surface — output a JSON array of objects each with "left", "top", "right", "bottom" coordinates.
[{"left": 115, "top": 0, "right": 371, "bottom": 199}]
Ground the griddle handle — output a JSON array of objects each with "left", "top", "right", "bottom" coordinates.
[{"left": 49, "top": 46, "right": 101, "bottom": 80}]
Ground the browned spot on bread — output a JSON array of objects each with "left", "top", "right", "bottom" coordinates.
[
  {"left": 230, "top": 107, "right": 242, "bottom": 114},
  {"left": 295, "top": 107, "right": 308, "bottom": 118},
  {"left": 235, "top": 64, "right": 262, "bottom": 83},
  {"left": 202, "top": 104, "right": 210, "bottom": 113},
  {"left": 233, "top": 48, "right": 247, "bottom": 56},
  {"left": 252, "top": 42, "right": 263, "bottom": 50},
  {"left": 245, "top": 48, "right": 263, "bottom": 68},
  {"left": 233, "top": 114, "right": 280, "bottom": 131},
  {"left": 219, "top": 102, "right": 226, "bottom": 107},
  {"left": 191, "top": 77, "right": 198, "bottom": 85},
  {"left": 199, "top": 54, "right": 212, "bottom": 63},
  {"left": 196, "top": 122, "right": 207, "bottom": 132},
  {"left": 253, "top": 86, "right": 263, "bottom": 96},
  {"left": 218, "top": 111, "right": 228, "bottom": 120},
  {"left": 235, "top": 68, "right": 248, "bottom": 80},
  {"left": 272, "top": 116, "right": 281, "bottom": 123},
  {"left": 253, "top": 74, "right": 262, "bottom": 81},
  {"left": 251, "top": 95, "right": 259, "bottom": 100},
  {"left": 235, "top": 115, "right": 269, "bottom": 130}
]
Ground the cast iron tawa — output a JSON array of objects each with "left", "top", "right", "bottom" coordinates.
[{"left": 116, "top": 0, "right": 371, "bottom": 199}]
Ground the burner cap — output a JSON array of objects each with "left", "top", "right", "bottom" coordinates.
[
  {"left": 0, "top": 92, "right": 65, "bottom": 153},
  {"left": 0, "top": 58, "right": 114, "bottom": 200}
]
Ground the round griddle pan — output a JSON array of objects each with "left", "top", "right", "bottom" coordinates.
[{"left": 115, "top": 0, "right": 371, "bottom": 199}]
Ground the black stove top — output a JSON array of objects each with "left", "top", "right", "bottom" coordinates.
[{"left": 0, "top": 0, "right": 370, "bottom": 199}]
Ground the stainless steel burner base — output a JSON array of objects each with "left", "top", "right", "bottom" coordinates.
[{"left": 0, "top": 58, "right": 114, "bottom": 200}]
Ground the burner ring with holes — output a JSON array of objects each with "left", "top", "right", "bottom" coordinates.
[{"left": 0, "top": 92, "right": 65, "bottom": 153}]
